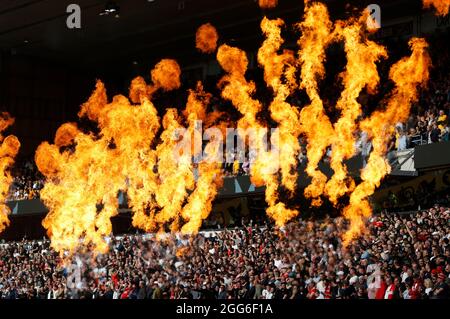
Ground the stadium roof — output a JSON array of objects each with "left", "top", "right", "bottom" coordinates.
[{"left": 0, "top": 0, "right": 423, "bottom": 72}]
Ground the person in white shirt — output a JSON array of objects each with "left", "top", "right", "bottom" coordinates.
[
  {"left": 355, "top": 131, "right": 372, "bottom": 167},
  {"left": 113, "top": 288, "right": 121, "bottom": 299},
  {"left": 367, "top": 267, "right": 381, "bottom": 299},
  {"left": 397, "top": 131, "right": 408, "bottom": 151},
  {"left": 262, "top": 285, "right": 274, "bottom": 299}
]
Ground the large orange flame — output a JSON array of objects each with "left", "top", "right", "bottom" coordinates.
[
  {"left": 196, "top": 23, "right": 219, "bottom": 54},
  {"left": 34, "top": 0, "right": 434, "bottom": 254},
  {"left": 324, "top": 14, "right": 388, "bottom": 205},
  {"left": 296, "top": 2, "right": 334, "bottom": 206},
  {"left": 181, "top": 134, "right": 223, "bottom": 234},
  {"left": 130, "top": 59, "right": 182, "bottom": 103},
  {"left": 259, "top": 0, "right": 278, "bottom": 9},
  {"left": 35, "top": 60, "right": 179, "bottom": 255},
  {"left": 423, "top": 0, "right": 450, "bottom": 16},
  {"left": 36, "top": 57, "right": 226, "bottom": 255},
  {"left": 0, "top": 113, "right": 20, "bottom": 234},
  {"left": 151, "top": 85, "right": 212, "bottom": 232},
  {"left": 217, "top": 44, "right": 266, "bottom": 156},
  {"left": 217, "top": 43, "right": 297, "bottom": 227},
  {"left": 180, "top": 82, "right": 227, "bottom": 234},
  {"left": 254, "top": 17, "right": 300, "bottom": 226},
  {"left": 258, "top": 17, "right": 299, "bottom": 194},
  {"left": 342, "top": 38, "right": 431, "bottom": 245}
]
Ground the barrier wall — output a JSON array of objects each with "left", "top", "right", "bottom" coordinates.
[
  {"left": 414, "top": 141, "right": 450, "bottom": 170},
  {"left": 5, "top": 154, "right": 365, "bottom": 215},
  {"left": 6, "top": 140, "right": 450, "bottom": 217}
]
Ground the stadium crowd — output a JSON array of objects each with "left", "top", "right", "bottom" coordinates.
[
  {"left": 6, "top": 159, "right": 44, "bottom": 201},
  {"left": 0, "top": 201, "right": 448, "bottom": 299}
]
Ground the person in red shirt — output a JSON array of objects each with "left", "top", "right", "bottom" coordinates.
[
  {"left": 384, "top": 277, "right": 398, "bottom": 299},
  {"left": 324, "top": 281, "right": 332, "bottom": 299},
  {"left": 410, "top": 277, "right": 423, "bottom": 299},
  {"left": 306, "top": 282, "right": 318, "bottom": 299},
  {"left": 120, "top": 286, "right": 132, "bottom": 299},
  {"left": 375, "top": 276, "right": 387, "bottom": 299},
  {"left": 111, "top": 272, "right": 119, "bottom": 288}
]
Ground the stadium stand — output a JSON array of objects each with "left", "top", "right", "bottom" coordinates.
[{"left": 1, "top": 199, "right": 448, "bottom": 299}]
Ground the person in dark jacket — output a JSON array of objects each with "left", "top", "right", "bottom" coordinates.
[
  {"left": 137, "top": 281, "right": 147, "bottom": 299},
  {"left": 217, "top": 285, "right": 227, "bottom": 299}
]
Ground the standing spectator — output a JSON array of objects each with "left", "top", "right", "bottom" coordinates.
[{"left": 430, "top": 123, "right": 441, "bottom": 143}]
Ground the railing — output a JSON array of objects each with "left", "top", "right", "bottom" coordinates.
[{"left": 409, "top": 134, "right": 428, "bottom": 147}]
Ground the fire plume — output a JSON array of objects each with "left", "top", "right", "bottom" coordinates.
[
  {"left": 423, "top": 0, "right": 450, "bottom": 16},
  {"left": 151, "top": 84, "right": 214, "bottom": 232},
  {"left": 217, "top": 44, "right": 266, "bottom": 157},
  {"left": 296, "top": 2, "right": 334, "bottom": 206},
  {"left": 151, "top": 59, "right": 182, "bottom": 92},
  {"left": 259, "top": 0, "right": 278, "bottom": 9},
  {"left": 324, "top": 15, "right": 388, "bottom": 205},
  {"left": 0, "top": 113, "right": 20, "bottom": 234},
  {"left": 217, "top": 44, "right": 277, "bottom": 224},
  {"left": 180, "top": 83, "right": 226, "bottom": 234},
  {"left": 33, "top": 0, "right": 435, "bottom": 253},
  {"left": 196, "top": 23, "right": 219, "bottom": 54},
  {"left": 181, "top": 134, "right": 223, "bottom": 234},
  {"left": 36, "top": 56, "right": 227, "bottom": 254},
  {"left": 342, "top": 38, "right": 431, "bottom": 245},
  {"left": 255, "top": 17, "right": 300, "bottom": 226},
  {"left": 152, "top": 108, "right": 193, "bottom": 232},
  {"left": 35, "top": 60, "right": 179, "bottom": 255},
  {"left": 258, "top": 17, "right": 300, "bottom": 195},
  {"left": 130, "top": 59, "right": 182, "bottom": 103}
]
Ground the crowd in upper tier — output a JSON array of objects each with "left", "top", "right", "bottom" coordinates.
[
  {"left": 0, "top": 197, "right": 449, "bottom": 299},
  {"left": 6, "top": 159, "right": 44, "bottom": 201}
]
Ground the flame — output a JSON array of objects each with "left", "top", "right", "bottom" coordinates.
[
  {"left": 259, "top": 0, "right": 278, "bottom": 9},
  {"left": 35, "top": 60, "right": 179, "bottom": 255},
  {"left": 126, "top": 69, "right": 208, "bottom": 235},
  {"left": 342, "top": 38, "right": 431, "bottom": 245},
  {"left": 179, "top": 82, "right": 226, "bottom": 234},
  {"left": 196, "top": 23, "right": 219, "bottom": 54},
  {"left": 180, "top": 134, "right": 223, "bottom": 234},
  {"left": 34, "top": 0, "right": 434, "bottom": 253},
  {"left": 324, "top": 14, "right": 388, "bottom": 205},
  {"left": 216, "top": 44, "right": 267, "bottom": 188},
  {"left": 151, "top": 107, "right": 193, "bottom": 231},
  {"left": 216, "top": 18, "right": 300, "bottom": 228},
  {"left": 296, "top": 2, "right": 334, "bottom": 206},
  {"left": 217, "top": 44, "right": 266, "bottom": 156},
  {"left": 129, "top": 59, "right": 182, "bottom": 103},
  {"left": 258, "top": 17, "right": 299, "bottom": 194},
  {"left": 0, "top": 113, "right": 20, "bottom": 234},
  {"left": 217, "top": 44, "right": 284, "bottom": 225},
  {"left": 133, "top": 81, "right": 226, "bottom": 235},
  {"left": 37, "top": 56, "right": 226, "bottom": 254},
  {"left": 151, "top": 59, "right": 182, "bottom": 92},
  {"left": 423, "top": 0, "right": 450, "bottom": 16},
  {"left": 254, "top": 17, "right": 300, "bottom": 225}
]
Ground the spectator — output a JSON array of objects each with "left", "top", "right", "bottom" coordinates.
[{"left": 430, "top": 123, "right": 441, "bottom": 143}]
